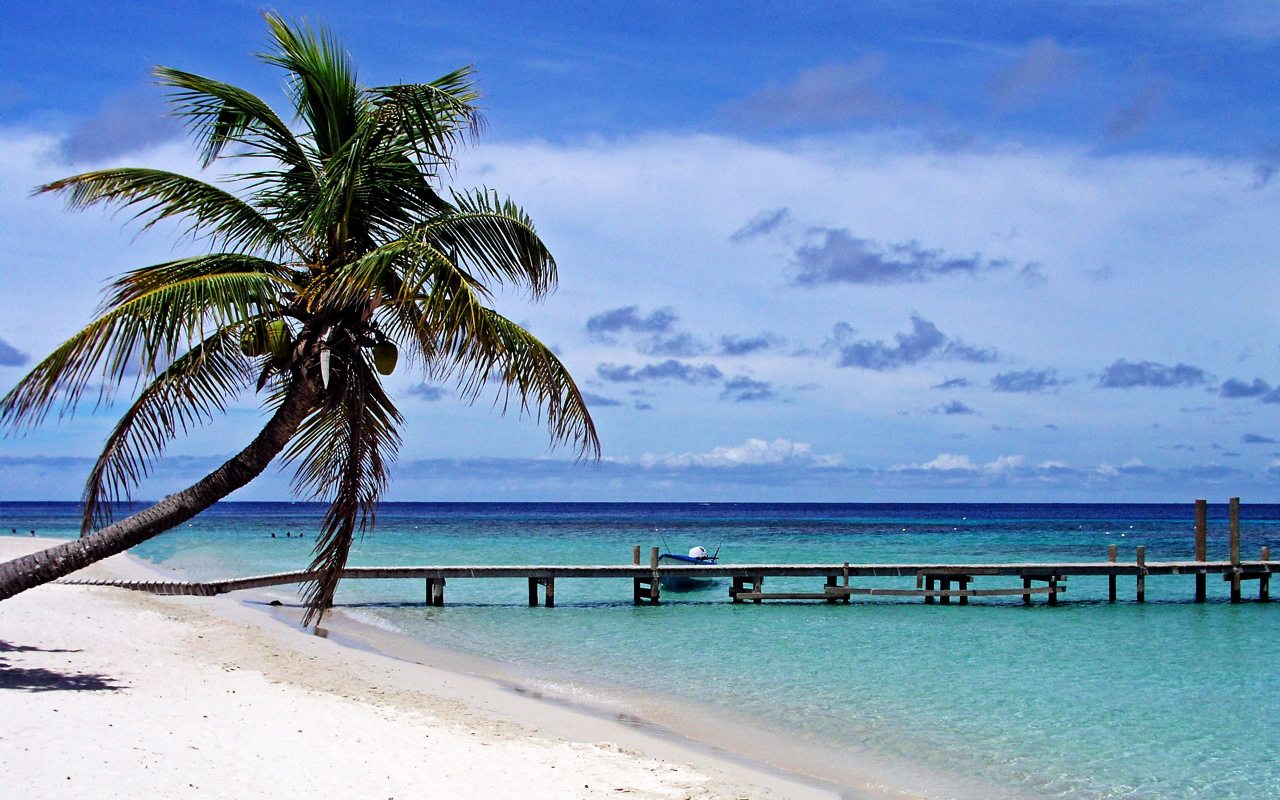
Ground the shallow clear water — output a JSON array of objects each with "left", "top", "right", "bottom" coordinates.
[{"left": 8, "top": 501, "right": 1279, "bottom": 799}]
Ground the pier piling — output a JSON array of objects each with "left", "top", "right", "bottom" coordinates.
[
  {"left": 1230, "top": 497, "right": 1242, "bottom": 603},
  {"left": 1108, "top": 544, "right": 1118, "bottom": 602},
  {"left": 1262, "top": 547, "right": 1271, "bottom": 602},
  {"left": 1136, "top": 546, "right": 1146, "bottom": 603},
  {"left": 1195, "top": 499, "right": 1207, "bottom": 602}
]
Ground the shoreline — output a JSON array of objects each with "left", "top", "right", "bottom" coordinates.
[{"left": 0, "top": 535, "right": 837, "bottom": 799}]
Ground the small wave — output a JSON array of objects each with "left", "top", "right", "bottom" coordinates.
[{"left": 341, "top": 608, "right": 405, "bottom": 634}]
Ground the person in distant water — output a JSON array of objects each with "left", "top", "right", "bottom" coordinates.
[
  {"left": 285, "top": 531, "right": 291, "bottom": 538},
  {"left": 271, "top": 532, "right": 277, "bottom": 538},
  {"left": 29, "top": 531, "right": 35, "bottom": 537}
]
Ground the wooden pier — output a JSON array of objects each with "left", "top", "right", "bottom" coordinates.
[{"left": 57, "top": 497, "right": 1275, "bottom": 608}]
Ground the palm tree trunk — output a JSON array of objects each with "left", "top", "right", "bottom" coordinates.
[{"left": 0, "top": 375, "right": 319, "bottom": 601}]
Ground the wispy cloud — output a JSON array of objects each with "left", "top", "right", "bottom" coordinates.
[
  {"left": 0, "top": 336, "right": 29, "bottom": 367},
  {"left": 932, "top": 400, "right": 978, "bottom": 415},
  {"left": 792, "top": 228, "right": 1018, "bottom": 286},
  {"left": 830, "top": 315, "right": 997, "bottom": 371},
  {"left": 641, "top": 437, "right": 841, "bottom": 469},
  {"left": 726, "top": 57, "right": 900, "bottom": 128},
  {"left": 934, "top": 377, "right": 971, "bottom": 390},
  {"left": 1219, "top": 377, "right": 1280, "bottom": 402},
  {"left": 1097, "top": 359, "right": 1210, "bottom": 388},
  {"left": 730, "top": 208, "right": 792, "bottom": 243},
  {"left": 406, "top": 384, "right": 448, "bottom": 401},
  {"left": 597, "top": 359, "right": 723, "bottom": 385},
  {"left": 991, "top": 368, "right": 1063, "bottom": 393},
  {"left": 718, "top": 334, "right": 779, "bottom": 356},
  {"left": 586, "top": 306, "right": 678, "bottom": 339},
  {"left": 989, "top": 37, "right": 1082, "bottom": 111},
  {"left": 1107, "top": 82, "right": 1166, "bottom": 139},
  {"left": 720, "top": 376, "right": 774, "bottom": 402},
  {"left": 58, "top": 86, "right": 181, "bottom": 163},
  {"left": 580, "top": 391, "right": 624, "bottom": 407}
]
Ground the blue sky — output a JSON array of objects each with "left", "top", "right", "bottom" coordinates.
[{"left": 3, "top": 1, "right": 1280, "bottom": 502}]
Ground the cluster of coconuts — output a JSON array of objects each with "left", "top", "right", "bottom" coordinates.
[{"left": 241, "top": 320, "right": 398, "bottom": 376}]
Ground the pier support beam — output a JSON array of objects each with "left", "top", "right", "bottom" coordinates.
[
  {"left": 1023, "top": 576, "right": 1032, "bottom": 605},
  {"left": 1230, "top": 497, "right": 1242, "bottom": 603},
  {"left": 528, "top": 577, "right": 556, "bottom": 607},
  {"left": 1108, "top": 544, "right": 1118, "bottom": 603},
  {"left": 1136, "top": 546, "right": 1146, "bottom": 603},
  {"left": 1195, "top": 499, "right": 1207, "bottom": 602},
  {"left": 425, "top": 578, "right": 445, "bottom": 607}
]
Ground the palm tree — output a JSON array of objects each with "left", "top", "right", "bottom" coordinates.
[{"left": 0, "top": 13, "right": 597, "bottom": 624}]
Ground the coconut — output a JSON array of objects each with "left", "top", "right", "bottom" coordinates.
[
  {"left": 265, "top": 320, "right": 292, "bottom": 359},
  {"left": 372, "top": 341, "right": 398, "bottom": 375},
  {"left": 239, "top": 323, "right": 266, "bottom": 357}
]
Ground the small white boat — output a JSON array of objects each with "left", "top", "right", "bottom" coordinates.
[{"left": 658, "top": 546, "right": 720, "bottom": 590}]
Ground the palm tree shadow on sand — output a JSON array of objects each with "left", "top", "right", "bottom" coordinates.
[{"left": 0, "top": 640, "right": 124, "bottom": 692}]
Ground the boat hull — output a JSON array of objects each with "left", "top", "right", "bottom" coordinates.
[{"left": 657, "top": 553, "right": 721, "bottom": 591}]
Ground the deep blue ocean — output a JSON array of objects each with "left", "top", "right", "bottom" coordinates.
[{"left": 5, "top": 501, "right": 1278, "bottom": 799}]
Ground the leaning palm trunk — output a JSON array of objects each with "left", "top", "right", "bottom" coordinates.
[{"left": 0, "top": 374, "right": 319, "bottom": 600}]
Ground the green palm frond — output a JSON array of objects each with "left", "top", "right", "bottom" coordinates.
[
  {"left": 425, "top": 190, "right": 556, "bottom": 297},
  {"left": 36, "top": 169, "right": 307, "bottom": 260},
  {"left": 0, "top": 271, "right": 289, "bottom": 429},
  {"left": 390, "top": 262, "right": 598, "bottom": 457},
  {"left": 154, "top": 66, "right": 315, "bottom": 174},
  {"left": 260, "top": 11, "right": 364, "bottom": 162},
  {"left": 81, "top": 327, "right": 255, "bottom": 534},
  {"left": 102, "top": 253, "right": 297, "bottom": 310},
  {"left": 283, "top": 347, "right": 401, "bottom": 624},
  {"left": 368, "top": 70, "right": 483, "bottom": 169}
]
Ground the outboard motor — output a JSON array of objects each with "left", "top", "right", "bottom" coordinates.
[{"left": 688, "top": 546, "right": 709, "bottom": 560}]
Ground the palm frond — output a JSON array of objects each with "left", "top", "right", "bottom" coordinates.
[
  {"left": 396, "top": 268, "right": 597, "bottom": 458},
  {"left": 0, "top": 271, "right": 288, "bottom": 430},
  {"left": 36, "top": 169, "right": 306, "bottom": 260},
  {"left": 368, "top": 69, "right": 483, "bottom": 170},
  {"left": 260, "top": 11, "right": 364, "bottom": 162},
  {"left": 154, "top": 65, "right": 315, "bottom": 174},
  {"left": 423, "top": 189, "right": 556, "bottom": 297},
  {"left": 81, "top": 327, "right": 255, "bottom": 534},
  {"left": 283, "top": 346, "right": 401, "bottom": 624},
  {"left": 102, "top": 253, "right": 297, "bottom": 311}
]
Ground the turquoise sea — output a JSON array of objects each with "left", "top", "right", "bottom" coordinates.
[{"left": 5, "top": 501, "right": 1278, "bottom": 799}]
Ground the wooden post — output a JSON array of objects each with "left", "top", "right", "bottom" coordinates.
[
  {"left": 632, "top": 545, "right": 641, "bottom": 565},
  {"left": 1048, "top": 576, "right": 1059, "bottom": 606},
  {"left": 825, "top": 574, "right": 838, "bottom": 603},
  {"left": 1022, "top": 576, "right": 1032, "bottom": 605},
  {"left": 1230, "top": 497, "right": 1242, "bottom": 603},
  {"left": 528, "top": 577, "right": 539, "bottom": 607},
  {"left": 842, "top": 562, "right": 851, "bottom": 604},
  {"left": 1194, "top": 499, "right": 1207, "bottom": 603},
  {"left": 924, "top": 575, "right": 935, "bottom": 605},
  {"left": 1260, "top": 546, "right": 1271, "bottom": 602},
  {"left": 1108, "top": 544, "right": 1118, "bottom": 603},
  {"left": 731, "top": 575, "right": 746, "bottom": 604},
  {"left": 752, "top": 576, "right": 763, "bottom": 604},
  {"left": 649, "top": 546, "right": 661, "bottom": 605},
  {"left": 545, "top": 577, "right": 555, "bottom": 608},
  {"left": 428, "top": 578, "right": 445, "bottom": 607},
  {"left": 1136, "top": 546, "right": 1145, "bottom": 603},
  {"left": 958, "top": 577, "right": 969, "bottom": 606}
]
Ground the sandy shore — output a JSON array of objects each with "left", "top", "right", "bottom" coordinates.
[{"left": 0, "top": 536, "right": 837, "bottom": 799}]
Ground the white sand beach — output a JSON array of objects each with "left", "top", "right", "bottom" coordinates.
[{"left": 0, "top": 536, "right": 838, "bottom": 800}]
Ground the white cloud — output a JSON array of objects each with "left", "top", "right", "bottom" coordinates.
[{"left": 640, "top": 437, "right": 841, "bottom": 469}]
